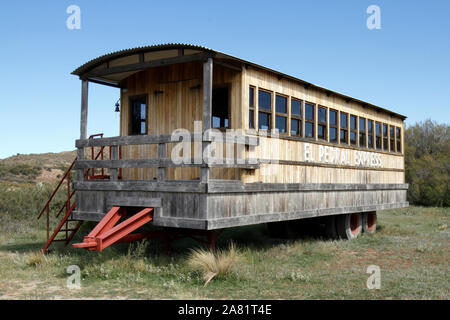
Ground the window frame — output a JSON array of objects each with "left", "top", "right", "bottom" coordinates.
[
  {"left": 389, "top": 125, "right": 395, "bottom": 152},
  {"left": 350, "top": 115, "right": 357, "bottom": 146},
  {"left": 128, "top": 94, "right": 148, "bottom": 136},
  {"left": 367, "top": 119, "right": 374, "bottom": 149},
  {"left": 359, "top": 117, "right": 367, "bottom": 148},
  {"left": 317, "top": 105, "right": 327, "bottom": 141},
  {"left": 249, "top": 86, "right": 255, "bottom": 129},
  {"left": 375, "top": 122, "right": 382, "bottom": 150},
  {"left": 290, "top": 98, "right": 302, "bottom": 137},
  {"left": 304, "top": 102, "right": 315, "bottom": 139},
  {"left": 382, "top": 123, "right": 388, "bottom": 151},
  {"left": 257, "top": 88, "right": 272, "bottom": 131},
  {"left": 396, "top": 127, "right": 402, "bottom": 153},
  {"left": 275, "top": 93, "right": 288, "bottom": 134},
  {"left": 340, "top": 112, "right": 349, "bottom": 145},
  {"left": 329, "top": 108, "right": 338, "bottom": 144}
]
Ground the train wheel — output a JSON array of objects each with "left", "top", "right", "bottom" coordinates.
[
  {"left": 362, "top": 211, "right": 377, "bottom": 235},
  {"left": 336, "top": 213, "right": 362, "bottom": 240},
  {"left": 325, "top": 215, "right": 339, "bottom": 240}
]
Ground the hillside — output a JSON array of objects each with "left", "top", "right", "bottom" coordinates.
[{"left": 0, "top": 151, "right": 76, "bottom": 184}]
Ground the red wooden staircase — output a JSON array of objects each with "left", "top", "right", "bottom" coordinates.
[
  {"left": 72, "top": 207, "right": 154, "bottom": 251},
  {"left": 37, "top": 133, "right": 120, "bottom": 253},
  {"left": 37, "top": 158, "right": 82, "bottom": 253}
]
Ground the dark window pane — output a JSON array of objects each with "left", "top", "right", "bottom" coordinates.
[
  {"left": 305, "top": 103, "right": 314, "bottom": 120},
  {"left": 376, "top": 123, "right": 381, "bottom": 136},
  {"left": 258, "top": 112, "right": 270, "bottom": 130},
  {"left": 350, "top": 115, "right": 357, "bottom": 130},
  {"left": 368, "top": 135, "right": 373, "bottom": 148},
  {"left": 359, "top": 133, "right": 366, "bottom": 147},
  {"left": 258, "top": 90, "right": 271, "bottom": 110},
  {"left": 318, "top": 107, "right": 327, "bottom": 123},
  {"left": 376, "top": 137, "right": 382, "bottom": 149},
  {"left": 318, "top": 124, "right": 326, "bottom": 140},
  {"left": 396, "top": 128, "right": 401, "bottom": 139},
  {"left": 275, "top": 116, "right": 286, "bottom": 133},
  {"left": 368, "top": 120, "right": 373, "bottom": 133},
  {"left": 249, "top": 110, "right": 254, "bottom": 129},
  {"left": 390, "top": 126, "right": 395, "bottom": 151},
  {"left": 383, "top": 124, "right": 388, "bottom": 136},
  {"left": 249, "top": 87, "right": 254, "bottom": 107},
  {"left": 341, "top": 113, "right": 348, "bottom": 129},
  {"left": 340, "top": 129, "right": 348, "bottom": 144},
  {"left": 329, "top": 110, "right": 337, "bottom": 125},
  {"left": 291, "top": 99, "right": 301, "bottom": 116},
  {"left": 291, "top": 119, "right": 300, "bottom": 136},
  {"left": 330, "top": 127, "right": 337, "bottom": 143},
  {"left": 397, "top": 141, "right": 401, "bottom": 152},
  {"left": 359, "top": 118, "right": 366, "bottom": 132},
  {"left": 305, "top": 122, "right": 314, "bottom": 138},
  {"left": 383, "top": 138, "right": 388, "bottom": 150},
  {"left": 350, "top": 131, "right": 357, "bottom": 145},
  {"left": 130, "top": 97, "right": 147, "bottom": 135},
  {"left": 276, "top": 95, "right": 287, "bottom": 114}
]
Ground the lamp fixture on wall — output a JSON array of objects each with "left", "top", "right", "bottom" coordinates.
[{"left": 114, "top": 99, "right": 120, "bottom": 112}]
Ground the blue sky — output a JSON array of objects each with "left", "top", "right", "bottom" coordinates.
[{"left": 0, "top": 0, "right": 449, "bottom": 159}]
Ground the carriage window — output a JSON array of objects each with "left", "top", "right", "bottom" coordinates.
[
  {"left": 129, "top": 95, "right": 147, "bottom": 135},
  {"left": 275, "top": 95, "right": 287, "bottom": 133},
  {"left": 376, "top": 122, "right": 382, "bottom": 150},
  {"left": 290, "top": 98, "right": 302, "bottom": 136},
  {"left": 318, "top": 106, "right": 327, "bottom": 140},
  {"left": 383, "top": 124, "right": 388, "bottom": 151},
  {"left": 350, "top": 115, "right": 357, "bottom": 145},
  {"left": 329, "top": 109, "right": 338, "bottom": 143},
  {"left": 305, "top": 103, "right": 315, "bottom": 138},
  {"left": 396, "top": 127, "right": 401, "bottom": 153},
  {"left": 340, "top": 112, "right": 348, "bottom": 144},
  {"left": 249, "top": 86, "right": 255, "bottom": 129},
  {"left": 258, "top": 89, "right": 272, "bottom": 130},
  {"left": 359, "top": 117, "right": 366, "bottom": 148},
  {"left": 212, "top": 87, "right": 230, "bottom": 129},
  {"left": 367, "top": 120, "right": 374, "bottom": 149},
  {"left": 389, "top": 125, "right": 395, "bottom": 152}
]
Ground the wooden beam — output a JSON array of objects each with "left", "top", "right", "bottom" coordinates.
[
  {"left": 85, "top": 52, "right": 214, "bottom": 79},
  {"left": 76, "top": 133, "right": 258, "bottom": 148},
  {"left": 201, "top": 58, "right": 213, "bottom": 183},
  {"left": 203, "top": 58, "right": 213, "bottom": 132},
  {"left": 80, "top": 80, "right": 88, "bottom": 139}
]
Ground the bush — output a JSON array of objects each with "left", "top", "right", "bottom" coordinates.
[{"left": 405, "top": 119, "right": 449, "bottom": 207}]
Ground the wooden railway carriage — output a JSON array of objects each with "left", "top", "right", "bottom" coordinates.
[{"left": 54, "top": 43, "right": 408, "bottom": 250}]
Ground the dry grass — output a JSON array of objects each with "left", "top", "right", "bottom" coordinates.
[{"left": 187, "top": 242, "right": 238, "bottom": 286}]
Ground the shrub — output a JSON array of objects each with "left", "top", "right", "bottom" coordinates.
[{"left": 187, "top": 242, "right": 237, "bottom": 286}]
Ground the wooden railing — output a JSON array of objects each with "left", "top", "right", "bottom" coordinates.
[{"left": 74, "top": 133, "right": 260, "bottom": 182}]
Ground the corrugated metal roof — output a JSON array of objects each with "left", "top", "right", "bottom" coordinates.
[{"left": 72, "top": 43, "right": 406, "bottom": 120}]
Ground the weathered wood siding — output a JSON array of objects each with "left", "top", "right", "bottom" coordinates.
[{"left": 119, "top": 61, "right": 241, "bottom": 180}]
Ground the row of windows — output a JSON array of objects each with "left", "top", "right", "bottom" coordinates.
[{"left": 249, "top": 86, "right": 402, "bottom": 153}]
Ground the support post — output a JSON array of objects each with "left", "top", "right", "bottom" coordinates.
[
  {"left": 110, "top": 146, "right": 118, "bottom": 181},
  {"left": 201, "top": 58, "right": 213, "bottom": 183},
  {"left": 76, "top": 147, "right": 85, "bottom": 181},
  {"left": 80, "top": 80, "right": 89, "bottom": 140},
  {"left": 157, "top": 143, "right": 166, "bottom": 181}
]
